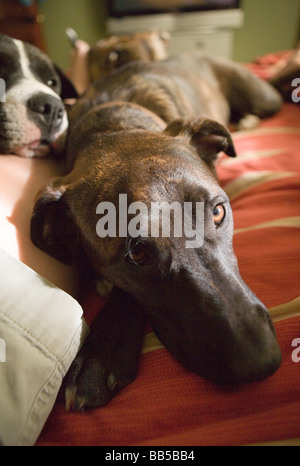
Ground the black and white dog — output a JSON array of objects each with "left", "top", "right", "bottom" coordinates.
[{"left": 0, "top": 33, "right": 77, "bottom": 157}]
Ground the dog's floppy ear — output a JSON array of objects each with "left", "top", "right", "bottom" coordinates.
[
  {"left": 30, "top": 181, "right": 79, "bottom": 264},
  {"left": 54, "top": 64, "right": 78, "bottom": 100},
  {"left": 164, "top": 118, "right": 237, "bottom": 165}
]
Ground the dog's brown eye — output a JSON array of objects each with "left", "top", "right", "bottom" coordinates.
[
  {"left": 125, "top": 239, "right": 149, "bottom": 266},
  {"left": 129, "top": 244, "right": 146, "bottom": 264},
  {"left": 213, "top": 204, "right": 225, "bottom": 226}
]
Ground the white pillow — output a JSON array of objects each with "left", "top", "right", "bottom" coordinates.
[{"left": 0, "top": 247, "right": 88, "bottom": 446}]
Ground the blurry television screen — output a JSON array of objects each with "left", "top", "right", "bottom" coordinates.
[{"left": 108, "top": 0, "right": 240, "bottom": 17}]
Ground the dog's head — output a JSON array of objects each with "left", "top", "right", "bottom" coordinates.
[
  {"left": 0, "top": 33, "right": 77, "bottom": 157},
  {"left": 31, "top": 114, "right": 281, "bottom": 385},
  {"left": 88, "top": 30, "right": 170, "bottom": 82}
]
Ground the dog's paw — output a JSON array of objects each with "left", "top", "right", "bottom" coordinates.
[
  {"left": 65, "top": 363, "right": 116, "bottom": 412},
  {"left": 65, "top": 287, "right": 146, "bottom": 411},
  {"left": 65, "top": 354, "right": 111, "bottom": 411},
  {"left": 65, "top": 337, "right": 136, "bottom": 411}
]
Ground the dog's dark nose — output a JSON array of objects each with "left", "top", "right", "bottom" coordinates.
[
  {"left": 223, "top": 309, "right": 282, "bottom": 385},
  {"left": 196, "top": 302, "right": 281, "bottom": 386},
  {"left": 28, "top": 93, "right": 64, "bottom": 130}
]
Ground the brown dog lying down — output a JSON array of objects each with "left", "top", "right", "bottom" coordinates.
[
  {"left": 31, "top": 106, "right": 282, "bottom": 410},
  {"left": 31, "top": 53, "right": 282, "bottom": 410},
  {"left": 70, "top": 51, "right": 282, "bottom": 131},
  {"left": 87, "top": 30, "right": 170, "bottom": 82}
]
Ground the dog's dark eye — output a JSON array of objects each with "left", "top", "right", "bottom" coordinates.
[
  {"left": 125, "top": 238, "right": 149, "bottom": 266},
  {"left": 213, "top": 204, "right": 226, "bottom": 226},
  {"left": 47, "top": 78, "right": 58, "bottom": 88}
]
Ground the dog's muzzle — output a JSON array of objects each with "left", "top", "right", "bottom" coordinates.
[
  {"left": 28, "top": 93, "right": 65, "bottom": 132},
  {"left": 147, "top": 257, "right": 282, "bottom": 386},
  {"left": 0, "top": 89, "right": 68, "bottom": 157}
]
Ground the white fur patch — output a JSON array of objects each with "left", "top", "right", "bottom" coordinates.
[{"left": 14, "top": 39, "right": 36, "bottom": 80}]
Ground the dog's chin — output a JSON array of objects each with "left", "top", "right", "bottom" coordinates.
[
  {"left": 13, "top": 140, "right": 51, "bottom": 158},
  {"left": 8, "top": 111, "right": 69, "bottom": 158},
  {"left": 12, "top": 128, "right": 68, "bottom": 158}
]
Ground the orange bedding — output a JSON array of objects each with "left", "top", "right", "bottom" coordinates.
[{"left": 35, "top": 102, "right": 300, "bottom": 446}]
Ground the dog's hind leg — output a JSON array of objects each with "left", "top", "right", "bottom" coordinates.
[
  {"left": 65, "top": 287, "right": 147, "bottom": 411},
  {"left": 211, "top": 57, "right": 283, "bottom": 122}
]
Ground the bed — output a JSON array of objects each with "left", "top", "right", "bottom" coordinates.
[{"left": 0, "top": 52, "right": 299, "bottom": 447}]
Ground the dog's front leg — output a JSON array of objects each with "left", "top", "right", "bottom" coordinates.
[{"left": 65, "top": 287, "right": 147, "bottom": 411}]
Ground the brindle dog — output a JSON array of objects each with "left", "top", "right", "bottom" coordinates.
[{"left": 31, "top": 52, "right": 282, "bottom": 410}]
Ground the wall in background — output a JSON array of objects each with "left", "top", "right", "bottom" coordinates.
[
  {"left": 233, "top": 0, "right": 300, "bottom": 61},
  {"left": 39, "top": 0, "right": 107, "bottom": 68},
  {"left": 39, "top": 0, "right": 299, "bottom": 68}
]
